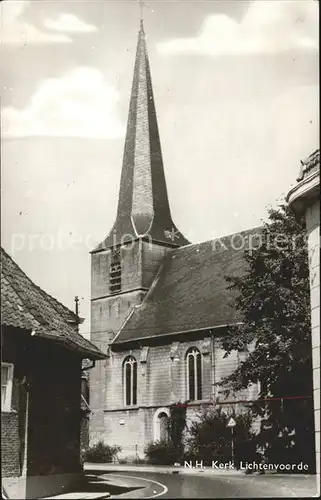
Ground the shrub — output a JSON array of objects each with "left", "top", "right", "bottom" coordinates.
[
  {"left": 145, "top": 440, "right": 180, "bottom": 465},
  {"left": 84, "top": 441, "right": 121, "bottom": 463},
  {"left": 185, "top": 407, "right": 255, "bottom": 467}
]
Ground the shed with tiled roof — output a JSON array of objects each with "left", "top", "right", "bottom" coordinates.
[
  {"left": 1, "top": 246, "right": 105, "bottom": 499},
  {"left": 1, "top": 246, "right": 105, "bottom": 360}
]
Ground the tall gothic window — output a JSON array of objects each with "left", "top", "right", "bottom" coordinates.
[
  {"left": 109, "top": 249, "right": 121, "bottom": 294},
  {"left": 186, "top": 348, "right": 202, "bottom": 401},
  {"left": 124, "top": 356, "right": 137, "bottom": 406}
]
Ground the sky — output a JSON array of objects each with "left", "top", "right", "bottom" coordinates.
[{"left": 1, "top": 0, "right": 319, "bottom": 339}]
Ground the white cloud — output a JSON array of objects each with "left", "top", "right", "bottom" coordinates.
[
  {"left": 1, "top": 0, "right": 72, "bottom": 45},
  {"left": 157, "top": 0, "right": 318, "bottom": 56},
  {"left": 43, "top": 13, "right": 97, "bottom": 33},
  {"left": 2, "top": 68, "right": 125, "bottom": 139}
]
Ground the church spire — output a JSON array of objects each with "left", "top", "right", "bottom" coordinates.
[{"left": 94, "top": 19, "right": 189, "bottom": 252}]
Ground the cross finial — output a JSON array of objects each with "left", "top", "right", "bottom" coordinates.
[
  {"left": 139, "top": 0, "right": 144, "bottom": 20},
  {"left": 139, "top": 0, "right": 145, "bottom": 32}
]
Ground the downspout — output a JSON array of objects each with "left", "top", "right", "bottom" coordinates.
[
  {"left": 211, "top": 330, "right": 216, "bottom": 404},
  {"left": 80, "top": 360, "right": 96, "bottom": 457},
  {"left": 22, "top": 391, "right": 29, "bottom": 477},
  {"left": 81, "top": 360, "right": 96, "bottom": 407},
  {"left": 21, "top": 376, "right": 31, "bottom": 478},
  {"left": 81, "top": 360, "right": 95, "bottom": 372}
]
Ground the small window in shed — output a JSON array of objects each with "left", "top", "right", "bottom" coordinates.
[{"left": 1, "top": 363, "right": 14, "bottom": 411}]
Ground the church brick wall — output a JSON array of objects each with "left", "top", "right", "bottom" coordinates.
[
  {"left": 87, "top": 15, "right": 264, "bottom": 464},
  {"left": 306, "top": 199, "right": 320, "bottom": 476},
  {"left": 91, "top": 291, "right": 145, "bottom": 349},
  {"left": 91, "top": 242, "right": 155, "bottom": 433},
  {"left": 90, "top": 241, "right": 171, "bottom": 445},
  {"left": 89, "top": 335, "right": 250, "bottom": 458}
]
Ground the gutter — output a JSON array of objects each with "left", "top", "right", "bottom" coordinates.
[
  {"left": 81, "top": 359, "right": 95, "bottom": 372},
  {"left": 27, "top": 328, "right": 106, "bottom": 360},
  {"left": 113, "top": 321, "right": 243, "bottom": 346}
]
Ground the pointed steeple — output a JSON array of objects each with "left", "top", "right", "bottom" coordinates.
[{"left": 94, "top": 20, "right": 189, "bottom": 252}]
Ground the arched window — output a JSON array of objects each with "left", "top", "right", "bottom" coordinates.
[
  {"left": 123, "top": 356, "right": 137, "bottom": 406},
  {"left": 186, "top": 348, "right": 202, "bottom": 401},
  {"left": 153, "top": 408, "right": 170, "bottom": 442},
  {"left": 159, "top": 413, "right": 169, "bottom": 441},
  {"left": 110, "top": 249, "right": 121, "bottom": 294}
]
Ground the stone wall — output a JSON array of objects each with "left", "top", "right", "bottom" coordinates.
[
  {"left": 306, "top": 199, "right": 320, "bottom": 476},
  {"left": 90, "top": 240, "right": 170, "bottom": 444},
  {"left": 89, "top": 335, "right": 255, "bottom": 458},
  {"left": 89, "top": 238, "right": 258, "bottom": 458},
  {"left": 1, "top": 412, "right": 21, "bottom": 477}
]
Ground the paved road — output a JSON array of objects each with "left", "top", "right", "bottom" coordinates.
[{"left": 94, "top": 471, "right": 318, "bottom": 498}]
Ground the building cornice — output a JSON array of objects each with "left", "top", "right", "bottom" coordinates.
[{"left": 287, "top": 170, "right": 320, "bottom": 214}]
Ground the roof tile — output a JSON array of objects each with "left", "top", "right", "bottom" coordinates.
[{"left": 1, "top": 247, "right": 105, "bottom": 359}]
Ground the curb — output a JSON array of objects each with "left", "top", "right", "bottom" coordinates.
[
  {"left": 84, "top": 463, "right": 244, "bottom": 476},
  {"left": 84, "top": 464, "right": 318, "bottom": 479}
]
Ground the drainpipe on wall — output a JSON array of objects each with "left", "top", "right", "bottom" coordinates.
[
  {"left": 211, "top": 330, "right": 216, "bottom": 405},
  {"left": 22, "top": 391, "right": 29, "bottom": 477},
  {"left": 21, "top": 376, "right": 31, "bottom": 478}
]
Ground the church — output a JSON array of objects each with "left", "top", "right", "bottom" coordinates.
[{"left": 89, "top": 20, "right": 259, "bottom": 459}]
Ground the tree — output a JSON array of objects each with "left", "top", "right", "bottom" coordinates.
[
  {"left": 167, "top": 402, "right": 187, "bottom": 461},
  {"left": 217, "top": 203, "right": 315, "bottom": 471}
]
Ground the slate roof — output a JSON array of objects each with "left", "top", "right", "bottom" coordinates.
[
  {"left": 94, "top": 20, "right": 189, "bottom": 252},
  {"left": 113, "top": 227, "right": 263, "bottom": 344},
  {"left": 1, "top": 247, "right": 105, "bottom": 359}
]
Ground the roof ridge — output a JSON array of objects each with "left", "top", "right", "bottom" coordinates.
[{"left": 172, "top": 225, "right": 264, "bottom": 253}]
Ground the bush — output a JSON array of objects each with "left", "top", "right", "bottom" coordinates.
[
  {"left": 84, "top": 441, "right": 121, "bottom": 463},
  {"left": 185, "top": 407, "right": 255, "bottom": 467},
  {"left": 145, "top": 440, "right": 180, "bottom": 465},
  {"left": 168, "top": 403, "right": 187, "bottom": 447}
]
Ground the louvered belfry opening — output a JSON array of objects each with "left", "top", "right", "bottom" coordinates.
[{"left": 109, "top": 249, "right": 122, "bottom": 294}]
